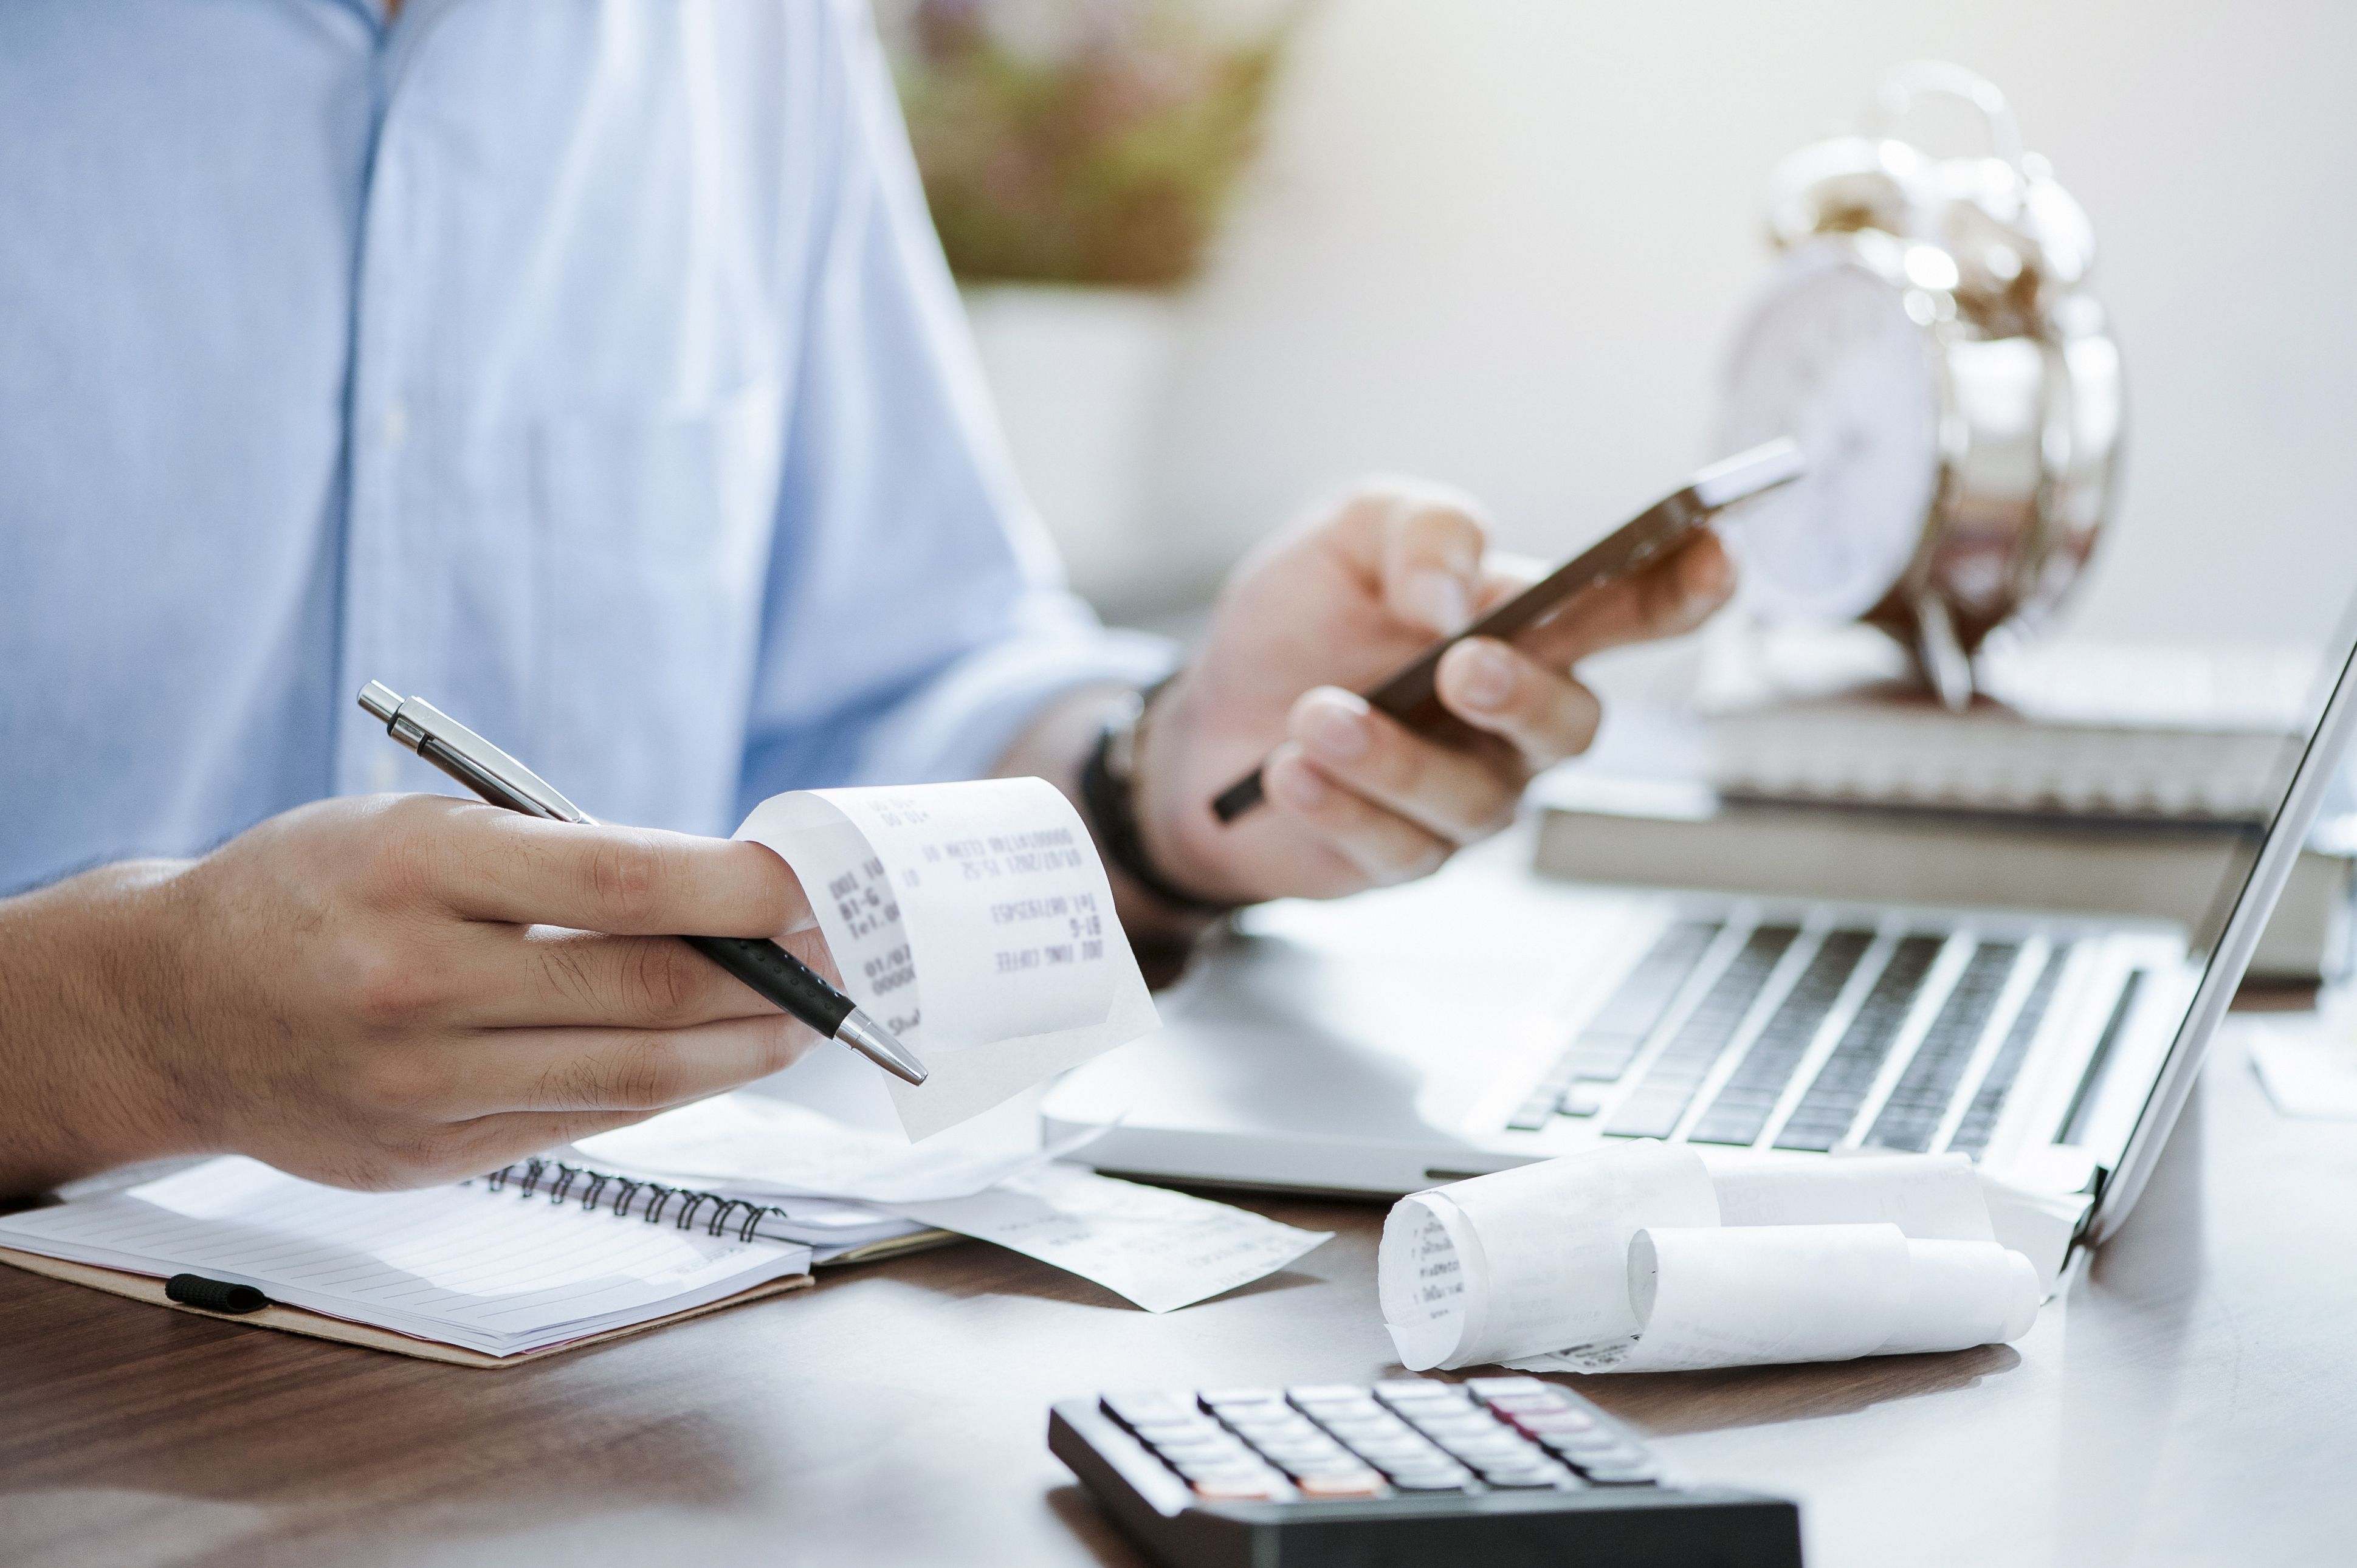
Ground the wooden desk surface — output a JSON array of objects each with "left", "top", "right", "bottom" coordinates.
[{"left": 6, "top": 1028, "right": 2355, "bottom": 1568}]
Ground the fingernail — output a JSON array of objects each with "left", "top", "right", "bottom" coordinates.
[
  {"left": 1302, "top": 692, "right": 1370, "bottom": 761},
  {"left": 1407, "top": 569, "right": 1472, "bottom": 635},
  {"left": 1455, "top": 642, "right": 1516, "bottom": 710},
  {"left": 1271, "top": 754, "right": 1329, "bottom": 808}
]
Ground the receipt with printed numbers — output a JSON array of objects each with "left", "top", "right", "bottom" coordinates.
[
  {"left": 736, "top": 777, "right": 1160, "bottom": 1140},
  {"left": 891, "top": 1163, "right": 1333, "bottom": 1312}
]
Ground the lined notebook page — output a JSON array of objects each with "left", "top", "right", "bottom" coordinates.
[{"left": 0, "top": 1157, "right": 811, "bottom": 1356}]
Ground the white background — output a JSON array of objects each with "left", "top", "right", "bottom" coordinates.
[{"left": 1095, "top": 0, "right": 2356, "bottom": 652}]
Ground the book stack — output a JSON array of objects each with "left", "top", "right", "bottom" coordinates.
[{"left": 1538, "top": 630, "right": 2352, "bottom": 985}]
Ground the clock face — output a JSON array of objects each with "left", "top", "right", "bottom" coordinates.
[{"left": 1716, "top": 248, "right": 1942, "bottom": 621}]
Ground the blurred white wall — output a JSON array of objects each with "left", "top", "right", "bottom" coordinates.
[{"left": 1119, "top": 0, "right": 2357, "bottom": 652}]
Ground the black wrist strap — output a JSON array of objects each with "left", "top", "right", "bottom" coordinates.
[{"left": 1079, "top": 693, "right": 1234, "bottom": 918}]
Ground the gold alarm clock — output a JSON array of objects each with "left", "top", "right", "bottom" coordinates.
[{"left": 1715, "top": 63, "right": 2123, "bottom": 707}]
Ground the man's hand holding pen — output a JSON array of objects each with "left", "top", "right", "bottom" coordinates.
[{"left": 0, "top": 796, "right": 827, "bottom": 1192}]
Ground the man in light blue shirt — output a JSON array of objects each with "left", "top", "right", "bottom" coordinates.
[{"left": 0, "top": 0, "right": 1729, "bottom": 1195}]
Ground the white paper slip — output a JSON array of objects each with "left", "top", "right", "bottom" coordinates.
[
  {"left": 572, "top": 1090, "right": 1108, "bottom": 1205},
  {"left": 1380, "top": 1144, "right": 2044, "bottom": 1374},
  {"left": 889, "top": 1163, "right": 1331, "bottom": 1313},
  {"left": 737, "top": 778, "right": 1159, "bottom": 1140},
  {"left": 1707, "top": 1152, "right": 1995, "bottom": 1239},
  {"left": 1538, "top": 1224, "right": 2038, "bottom": 1374},
  {"left": 0, "top": 1157, "right": 811, "bottom": 1358}
]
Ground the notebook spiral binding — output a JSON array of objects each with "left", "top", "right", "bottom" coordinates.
[{"left": 475, "top": 1156, "right": 791, "bottom": 1243}]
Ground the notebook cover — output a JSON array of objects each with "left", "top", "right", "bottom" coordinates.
[{"left": 0, "top": 1244, "right": 811, "bottom": 1369}]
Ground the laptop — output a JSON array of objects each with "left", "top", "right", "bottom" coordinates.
[{"left": 1044, "top": 610, "right": 2357, "bottom": 1253}]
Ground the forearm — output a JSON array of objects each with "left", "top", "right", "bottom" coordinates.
[{"left": 0, "top": 860, "right": 198, "bottom": 1197}]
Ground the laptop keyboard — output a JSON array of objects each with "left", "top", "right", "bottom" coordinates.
[
  {"left": 1603, "top": 925, "right": 1800, "bottom": 1140},
  {"left": 1688, "top": 930, "right": 1875, "bottom": 1147},
  {"left": 1526, "top": 921, "right": 2069, "bottom": 1158},
  {"left": 1770, "top": 935, "right": 1946, "bottom": 1150},
  {"left": 1947, "top": 944, "right": 2072, "bottom": 1157},
  {"left": 1503, "top": 921, "right": 1721, "bottom": 1130},
  {"left": 1861, "top": 942, "right": 2019, "bottom": 1153}
]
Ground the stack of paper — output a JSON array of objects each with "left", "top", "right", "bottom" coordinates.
[{"left": 569, "top": 1093, "right": 1332, "bottom": 1312}]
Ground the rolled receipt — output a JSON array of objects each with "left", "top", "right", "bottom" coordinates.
[
  {"left": 736, "top": 778, "right": 1158, "bottom": 1140},
  {"left": 1583, "top": 1223, "right": 2039, "bottom": 1373},
  {"left": 1378, "top": 1143, "right": 1719, "bottom": 1370},
  {"left": 1381, "top": 1147, "right": 2045, "bottom": 1375}
]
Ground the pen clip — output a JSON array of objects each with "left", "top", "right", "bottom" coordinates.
[{"left": 357, "top": 681, "right": 592, "bottom": 825}]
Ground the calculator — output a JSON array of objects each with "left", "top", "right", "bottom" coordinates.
[{"left": 1048, "top": 1376, "right": 1801, "bottom": 1568}]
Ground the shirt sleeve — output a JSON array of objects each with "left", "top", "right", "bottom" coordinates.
[{"left": 734, "top": 0, "right": 1175, "bottom": 813}]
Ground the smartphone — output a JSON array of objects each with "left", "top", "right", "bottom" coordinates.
[{"left": 1210, "top": 438, "right": 1805, "bottom": 824}]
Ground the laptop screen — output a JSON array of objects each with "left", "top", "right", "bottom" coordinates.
[{"left": 2091, "top": 599, "right": 2357, "bottom": 1239}]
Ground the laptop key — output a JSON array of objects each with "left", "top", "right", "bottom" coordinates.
[
  {"left": 1689, "top": 929, "right": 1874, "bottom": 1147},
  {"left": 1558, "top": 920, "right": 1725, "bottom": 1084},
  {"left": 1863, "top": 942, "right": 2020, "bottom": 1154},
  {"left": 1605, "top": 925, "right": 1800, "bottom": 1139},
  {"left": 1949, "top": 944, "right": 2072, "bottom": 1158},
  {"left": 1773, "top": 935, "right": 1944, "bottom": 1152}
]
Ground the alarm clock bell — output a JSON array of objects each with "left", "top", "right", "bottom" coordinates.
[{"left": 1716, "top": 62, "right": 2123, "bottom": 710}]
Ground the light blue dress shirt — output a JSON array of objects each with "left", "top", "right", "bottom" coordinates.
[{"left": 0, "top": 0, "right": 1170, "bottom": 896}]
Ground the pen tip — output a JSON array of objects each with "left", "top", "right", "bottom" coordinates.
[{"left": 838, "top": 1008, "right": 929, "bottom": 1086}]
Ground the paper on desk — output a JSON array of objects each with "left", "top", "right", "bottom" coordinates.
[
  {"left": 889, "top": 1163, "right": 1332, "bottom": 1313},
  {"left": 1710, "top": 1152, "right": 1995, "bottom": 1239},
  {"left": 572, "top": 1091, "right": 1110, "bottom": 1204},
  {"left": 1380, "top": 1145, "right": 2042, "bottom": 1374},
  {"left": 2247, "top": 1021, "right": 2357, "bottom": 1119},
  {"left": 736, "top": 779, "right": 1158, "bottom": 1140},
  {"left": 1533, "top": 1225, "right": 2037, "bottom": 1373}
]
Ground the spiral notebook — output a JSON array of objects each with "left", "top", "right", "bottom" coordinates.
[{"left": 0, "top": 1156, "right": 842, "bottom": 1366}]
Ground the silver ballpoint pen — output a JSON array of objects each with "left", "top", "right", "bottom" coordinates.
[{"left": 356, "top": 681, "right": 928, "bottom": 1086}]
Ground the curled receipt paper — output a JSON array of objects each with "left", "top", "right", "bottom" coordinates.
[
  {"left": 1378, "top": 1147, "right": 2040, "bottom": 1374},
  {"left": 737, "top": 778, "right": 1159, "bottom": 1140}
]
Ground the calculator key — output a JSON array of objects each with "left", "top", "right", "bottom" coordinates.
[
  {"left": 1422, "top": 1414, "right": 1512, "bottom": 1439},
  {"left": 1158, "top": 1443, "right": 1254, "bottom": 1471},
  {"left": 1319, "top": 1416, "right": 1412, "bottom": 1444},
  {"left": 1487, "top": 1390, "right": 1577, "bottom": 1414},
  {"left": 1480, "top": 1469, "right": 1571, "bottom": 1490},
  {"left": 1509, "top": 1409, "right": 1600, "bottom": 1436},
  {"left": 1188, "top": 1473, "right": 1286, "bottom": 1502},
  {"left": 1374, "top": 1378, "right": 1456, "bottom": 1400},
  {"left": 1577, "top": 1463, "right": 1660, "bottom": 1486},
  {"left": 1132, "top": 1417, "right": 1221, "bottom": 1444},
  {"left": 1543, "top": 1433, "right": 1646, "bottom": 1463},
  {"left": 1103, "top": 1391, "right": 1195, "bottom": 1428},
  {"left": 1447, "top": 1443, "right": 1536, "bottom": 1469},
  {"left": 1256, "top": 1442, "right": 1353, "bottom": 1469},
  {"left": 1223, "top": 1409, "right": 1318, "bottom": 1434},
  {"left": 1285, "top": 1384, "right": 1366, "bottom": 1404},
  {"left": 1345, "top": 1436, "right": 1442, "bottom": 1460},
  {"left": 1294, "top": 1470, "right": 1388, "bottom": 1499},
  {"left": 1385, "top": 1468, "right": 1472, "bottom": 1493},
  {"left": 1296, "top": 1398, "right": 1385, "bottom": 1424},
  {"left": 1199, "top": 1387, "right": 1284, "bottom": 1409}
]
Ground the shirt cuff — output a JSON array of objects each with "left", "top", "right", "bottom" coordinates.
[{"left": 843, "top": 607, "right": 1180, "bottom": 786}]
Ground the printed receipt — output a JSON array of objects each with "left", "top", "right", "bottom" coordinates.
[
  {"left": 891, "top": 1163, "right": 1332, "bottom": 1313},
  {"left": 737, "top": 778, "right": 1160, "bottom": 1140},
  {"left": 1378, "top": 1148, "right": 2041, "bottom": 1374}
]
